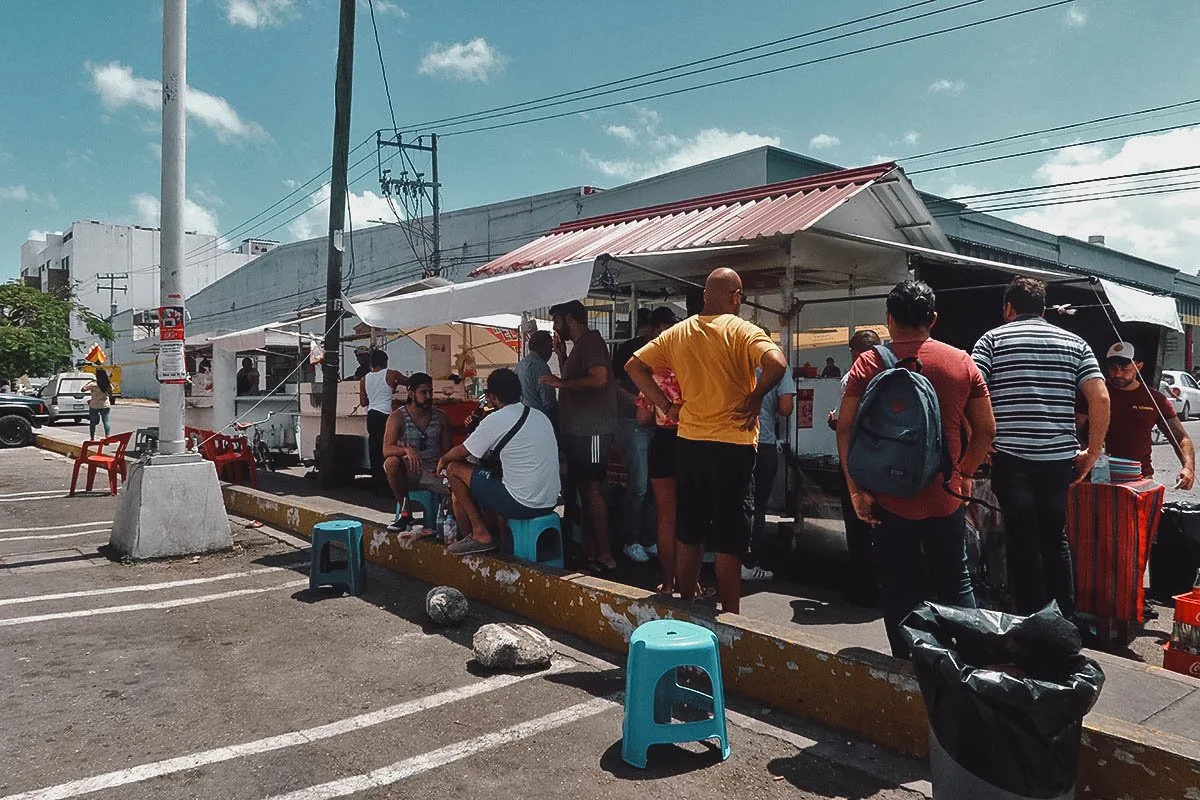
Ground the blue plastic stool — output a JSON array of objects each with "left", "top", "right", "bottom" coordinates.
[
  {"left": 396, "top": 489, "right": 441, "bottom": 523},
  {"left": 507, "top": 512, "right": 564, "bottom": 569},
  {"left": 621, "top": 619, "right": 730, "bottom": 769},
  {"left": 309, "top": 519, "right": 365, "bottom": 595}
]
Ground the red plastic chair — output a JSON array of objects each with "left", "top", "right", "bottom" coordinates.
[
  {"left": 69, "top": 431, "right": 133, "bottom": 496},
  {"left": 207, "top": 433, "right": 258, "bottom": 487}
]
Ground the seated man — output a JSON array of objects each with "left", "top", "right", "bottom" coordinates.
[
  {"left": 437, "top": 368, "right": 561, "bottom": 555},
  {"left": 384, "top": 372, "right": 451, "bottom": 532}
]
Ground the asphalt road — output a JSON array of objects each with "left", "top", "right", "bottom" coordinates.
[
  {"left": 44, "top": 401, "right": 161, "bottom": 437},
  {"left": 0, "top": 445, "right": 930, "bottom": 800}
]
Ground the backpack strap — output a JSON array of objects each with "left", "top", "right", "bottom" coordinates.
[{"left": 873, "top": 344, "right": 899, "bottom": 369}]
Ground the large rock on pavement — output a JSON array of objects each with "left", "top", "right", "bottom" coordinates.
[
  {"left": 425, "top": 586, "right": 469, "bottom": 626},
  {"left": 472, "top": 623, "right": 555, "bottom": 670}
]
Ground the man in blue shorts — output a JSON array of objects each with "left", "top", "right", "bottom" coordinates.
[{"left": 437, "top": 368, "right": 561, "bottom": 555}]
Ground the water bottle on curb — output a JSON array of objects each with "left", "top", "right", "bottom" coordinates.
[
  {"left": 443, "top": 514, "right": 459, "bottom": 545},
  {"left": 1091, "top": 448, "right": 1111, "bottom": 483},
  {"left": 435, "top": 504, "right": 447, "bottom": 541}
]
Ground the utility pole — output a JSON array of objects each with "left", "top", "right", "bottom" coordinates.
[
  {"left": 97, "top": 272, "right": 128, "bottom": 347},
  {"left": 377, "top": 133, "right": 441, "bottom": 276},
  {"left": 318, "top": 0, "right": 356, "bottom": 488},
  {"left": 110, "top": 0, "right": 232, "bottom": 559}
]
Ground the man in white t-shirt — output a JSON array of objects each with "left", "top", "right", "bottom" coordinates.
[{"left": 437, "top": 368, "right": 561, "bottom": 555}]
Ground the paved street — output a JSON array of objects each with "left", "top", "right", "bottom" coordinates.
[
  {"left": 0, "top": 445, "right": 928, "bottom": 799},
  {"left": 43, "top": 400, "right": 161, "bottom": 437}
]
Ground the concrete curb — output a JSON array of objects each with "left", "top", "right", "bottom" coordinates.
[
  {"left": 34, "top": 433, "right": 83, "bottom": 459},
  {"left": 221, "top": 483, "right": 1200, "bottom": 799}
]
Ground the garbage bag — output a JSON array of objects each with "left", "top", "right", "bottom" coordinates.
[
  {"left": 1150, "top": 502, "right": 1200, "bottom": 600},
  {"left": 901, "top": 602, "right": 1105, "bottom": 799}
]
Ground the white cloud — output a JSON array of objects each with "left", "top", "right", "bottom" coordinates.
[
  {"left": 222, "top": 0, "right": 296, "bottom": 28},
  {"left": 582, "top": 126, "right": 780, "bottom": 181},
  {"left": 131, "top": 193, "right": 221, "bottom": 236},
  {"left": 1005, "top": 127, "right": 1200, "bottom": 266},
  {"left": 1064, "top": 6, "right": 1087, "bottom": 27},
  {"left": 87, "top": 62, "right": 269, "bottom": 143},
  {"left": 26, "top": 229, "right": 62, "bottom": 242},
  {"left": 287, "top": 184, "right": 396, "bottom": 241},
  {"left": 808, "top": 133, "right": 840, "bottom": 150},
  {"left": 362, "top": 0, "right": 406, "bottom": 16},
  {"left": 418, "top": 38, "right": 507, "bottom": 82},
  {"left": 0, "top": 185, "right": 58, "bottom": 207},
  {"left": 928, "top": 78, "right": 966, "bottom": 95},
  {"left": 903, "top": 130, "right": 921, "bottom": 146},
  {"left": 283, "top": 178, "right": 300, "bottom": 190},
  {"left": 605, "top": 125, "right": 638, "bottom": 146}
]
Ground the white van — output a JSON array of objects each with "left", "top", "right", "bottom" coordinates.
[{"left": 40, "top": 372, "right": 94, "bottom": 425}]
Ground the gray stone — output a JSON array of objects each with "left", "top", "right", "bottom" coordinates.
[
  {"left": 472, "top": 623, "right": 555, "bottom": 670},
  {"left": 425, "top": 586, "right": 468, "bottom": 626},
  {"left": 109, "top": 457, "right": 232, "bottom": 559}
]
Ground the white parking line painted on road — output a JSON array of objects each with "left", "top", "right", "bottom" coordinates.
[
  {"left": 0, "top": 494, "right": 72, "bottom": 504},
  {"left": 0, "top": 565, "right": 306, "bottom": 607},
  {"left": 0, "top": 521, "right": 114, "bottom": 535},
  {"left": 0, "top": 529, "right": 110, "bottom": 543},
  {"left": 0, "top": 490, "right": 69, "bottom": 500},
  {"left": 0, "top": 662, "right": 574, "bottom": 800},
  {"left": 0, "top": 579, "right": 308, "bottom": 627},
  {"left": 265, "top": 696, "right": 618, "bottom": 800}
]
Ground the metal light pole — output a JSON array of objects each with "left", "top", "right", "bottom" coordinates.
[{"left": 110, "top": 0, "right": 232, "bottom": 559}]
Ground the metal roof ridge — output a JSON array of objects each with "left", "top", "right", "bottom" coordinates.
[{"left": 548, "top": 162, "right": 899, "bottom": 235}]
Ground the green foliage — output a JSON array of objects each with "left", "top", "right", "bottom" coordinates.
[{"left": 0, "top": 284, "right": 114, "bottom": 380}]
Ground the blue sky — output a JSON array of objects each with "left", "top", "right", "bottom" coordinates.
[{"left": 3, "top": 0, "right": 1200, "bottom": 279}]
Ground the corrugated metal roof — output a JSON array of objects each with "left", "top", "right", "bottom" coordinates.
[{"left": 471, "top": 163, "right": 897, "bottom": 277}]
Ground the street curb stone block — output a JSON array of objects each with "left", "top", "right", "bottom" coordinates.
[
  {"left": 426, "top": 586, "right": 468, "bottom": 625},
  {"left": 473, "top": 623, "right": 554, "bottom": 670}
]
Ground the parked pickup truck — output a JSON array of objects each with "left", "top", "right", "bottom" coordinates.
[{"left": 0, "top": 393, "right": 50, "bottom": 447}]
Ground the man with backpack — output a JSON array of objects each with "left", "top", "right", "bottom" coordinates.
[{"left": 836, "top": 280, "right": 997, "bottom": 658}]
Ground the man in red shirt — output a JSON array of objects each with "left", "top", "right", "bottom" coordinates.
[
  {"left": 836, "top": 280, "right": 997, "bottom": 658},
  {"left": 1077, "top": 342, "right": 1195, "bottom": 488}
]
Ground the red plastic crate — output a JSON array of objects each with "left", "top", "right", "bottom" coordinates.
[
  {"left": 1174, "top": 593, "right": 1200, "bottom": 628},
  {"left": 1162, "top": 643, "right": 1200, "bottom": 679}
]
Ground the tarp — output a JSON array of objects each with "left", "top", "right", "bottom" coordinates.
[
  {"left": 1099, "top": 278, "right": 1183, "bottom": 333},
  {"left": 347, "top": 258, "right": 595, "bottom": 330},
  {"left": 396, "top": 317, "right": 553, "bottom": 372}
]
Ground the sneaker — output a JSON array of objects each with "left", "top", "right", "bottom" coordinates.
[
  {"left": 386, "top": 514, "right": 413, "bottom": 533},
  {"left": 645, "top": 544, "right": 658, "bottom": 557},
  {"left": 741, "top": 565, "right": 774, "bottom": 581},
  {"left": 623, "top": 543, "right": 650, "bottom": 563}
]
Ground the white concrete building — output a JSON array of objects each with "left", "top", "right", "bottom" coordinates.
[{"left": 19, "top": 220, "right": 275, "bottom": 356}]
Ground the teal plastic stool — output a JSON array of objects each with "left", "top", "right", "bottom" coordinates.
[
  {"left": 621, "top": 619, "right": 730, "bottom": 769},
  {"left": 396, "top": 489, "right": 441, "bottom": 524},
  {"left": 507, "top": 512, "right": 564, "bottom": 568},
  {"left": 309, "top": 520, "right": 365, "bottom": 595}
]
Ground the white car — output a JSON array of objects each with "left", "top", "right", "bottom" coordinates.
[
  {"left": 39, "top": 372, "right": 94, "bottom": 425},
  {"left": 1159, "top": 370, "right": 1200, "bottom": 421}
]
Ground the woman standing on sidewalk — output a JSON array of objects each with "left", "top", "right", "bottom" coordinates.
[{"left": 82, "top": 368, "right": 113, "bottom": 440}]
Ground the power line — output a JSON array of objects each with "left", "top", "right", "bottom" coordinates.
[
  {"left": 938, "top": 162, "right": 1200, "bottom": 203},
  {"left": 934, "top": 180, "right": 1200, "bottom": 217},
  {"left": 403, "top": 0, "right": 969, "bottom": 133},
  {"left": 436, "top": 0, "right": 1072, "bottom": 138},
  {"left": 908, "top": 117, "right": 1200, "bottom": 174}
]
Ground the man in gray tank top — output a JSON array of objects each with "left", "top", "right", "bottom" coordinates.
[{"left": 384, "top": 372, "right": 452, "bottom": 531}]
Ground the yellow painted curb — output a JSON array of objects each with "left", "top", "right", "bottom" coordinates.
[
  {"left": 34, "top": 433, "right": 82, "bottom": 460},
  {"left": 218, "top": 483, "right": 1200, "bottom": 798}
]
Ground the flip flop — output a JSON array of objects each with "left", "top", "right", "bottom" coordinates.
[
  {"left": 586, "top": 560, "right": 618, "bottom": 577},
  {"left": 446, "top": 537, "right": 496, "bottom": 555}
]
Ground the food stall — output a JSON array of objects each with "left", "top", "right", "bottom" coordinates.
[{"left": 295, "top": 314, "right": 553, "bottom": 469}]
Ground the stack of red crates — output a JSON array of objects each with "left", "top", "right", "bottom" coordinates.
[{"left": 1163, "top": 587, "right": 1200, "bottom": 678}]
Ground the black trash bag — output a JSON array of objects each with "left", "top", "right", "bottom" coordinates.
[
  {"left": 1150, "top": 502, "right": 1200, "bottom": 600},
  {"left": 901, "top": 602, "right": 1105, "bottom": 799}
]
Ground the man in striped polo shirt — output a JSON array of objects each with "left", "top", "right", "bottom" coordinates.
[{"left": 972, "top": 277, "right": 1110, "bottom": 618}]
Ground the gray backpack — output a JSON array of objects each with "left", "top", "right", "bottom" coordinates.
[{"left": 847, "top": 345, "right": 949, "bottom": 499}]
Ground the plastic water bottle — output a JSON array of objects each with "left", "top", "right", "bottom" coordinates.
[
  {"left": 435, "top": 504, "right": 447, "bottom": 539},
  {"left": 443, "top": 514, "right": 459, "bottom": 545},
  {"left": 1091, "top": 449, "right": 1111, "bottom": 483}
]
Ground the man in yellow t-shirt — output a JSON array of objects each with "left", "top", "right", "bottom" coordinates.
[{"left": 626, "top": 267, "right": 787, "bottom": 614}]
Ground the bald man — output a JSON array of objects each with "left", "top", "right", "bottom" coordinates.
[{"left": 626, "top": 267, "right": 788, "bottom": 614}]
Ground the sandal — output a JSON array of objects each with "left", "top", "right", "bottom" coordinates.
[{"left": 586, "top": 560, "right": 618, "bottom": 577}]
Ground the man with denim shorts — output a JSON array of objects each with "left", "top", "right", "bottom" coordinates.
[
  {"left": 438, "top": 369, "right": 561, "bottom": 555},
  {"left": 626, "top": 268, "right": 787, "bottom": 614}
]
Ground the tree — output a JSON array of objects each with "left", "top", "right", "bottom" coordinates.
[{"left": 0, "top": 284, "right": 115, "bottom": 380}]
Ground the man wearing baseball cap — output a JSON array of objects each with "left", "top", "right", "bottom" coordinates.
[{"left": 1077, "top": 342, "right": 1195, "bottom": 489}]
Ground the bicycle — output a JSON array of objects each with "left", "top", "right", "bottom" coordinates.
[{"left": 232, "top": 417, "right": 276, "bottom": 472}]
